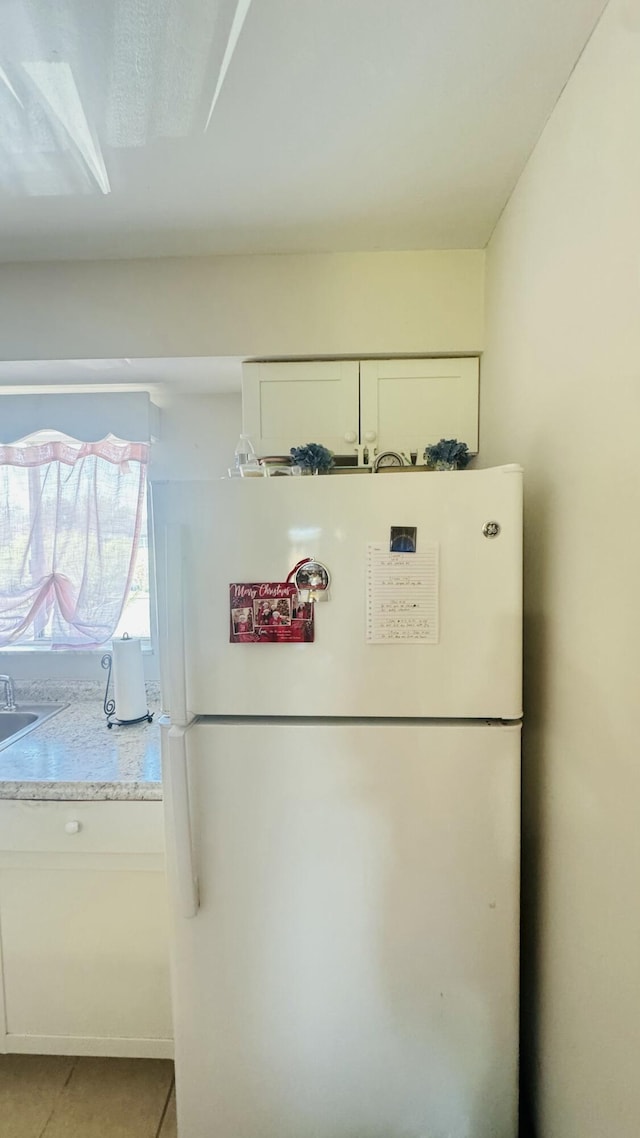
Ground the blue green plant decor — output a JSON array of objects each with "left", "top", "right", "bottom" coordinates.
[
  {"left": 290, "top": 443, "right": 335, "bottom": 473},
  {"left": 424, "top": 439, "right": 471, "bottom": 471}
]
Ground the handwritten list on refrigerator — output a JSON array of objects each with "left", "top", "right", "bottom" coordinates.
[{"left": 366, "top": 543, "right": 439, "bottom": 644}]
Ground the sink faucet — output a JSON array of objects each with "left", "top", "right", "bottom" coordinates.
[{"left": 0, "top": 675, "right": 16, "bottom": 711}]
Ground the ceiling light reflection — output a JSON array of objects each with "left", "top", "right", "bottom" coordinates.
[
  {"left": 22, "top": 61, "right": 110, "bottom": 194},
  {"left": 205, "top": 0, "right": 254, "bottom": 130},
  {"left": 0, "top": 0, "right": 255, "bottom": 198},
  {"left": 288, "top": 529, "right": 323, "bottom": 544},
  {"left": 0, "top": 63, "right": 23, "bottom": 108}
]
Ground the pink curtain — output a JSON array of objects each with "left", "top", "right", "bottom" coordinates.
[{"left": 0, "top": 434, "right": 149, "bottom": 648}]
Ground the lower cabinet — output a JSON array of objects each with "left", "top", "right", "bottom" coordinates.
[{"left": 0, "top": 799, "right": 173, "bottom": 1059}]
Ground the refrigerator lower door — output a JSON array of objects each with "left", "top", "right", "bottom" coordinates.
[{"left": 165, "top": 719, "right": 520, "bottom": 1138}]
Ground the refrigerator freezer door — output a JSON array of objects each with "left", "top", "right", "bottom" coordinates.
[
  {"left": 152, "top": 466, "right": 522, "bottom": 719},
  {"left": 166, "top": 720, "right": 520, "bottom": 1138}
]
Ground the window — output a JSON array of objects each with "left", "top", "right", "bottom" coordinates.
[
  {"left": 0, "top": 432, "right": 150, "bottom": 648},
  {"left": 113, "top": 493, "right": 151, "bottom": 641}
]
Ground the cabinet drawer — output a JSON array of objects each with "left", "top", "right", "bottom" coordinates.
[{"left": 0, "top": 799, "right": 165, "bottom": 855}]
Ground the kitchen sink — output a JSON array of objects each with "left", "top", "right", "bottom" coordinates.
[{"left": 0, "top": 703, "right": 67, "bottom": 750}]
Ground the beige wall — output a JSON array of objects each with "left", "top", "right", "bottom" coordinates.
[
  {"left": 481, "top": 1, "right": 640, "bottom": 1134},
  {"left": 0, "top": 250, "right": 484, "bottom": 361},
  {"left": 151, "top": 392, "right": 241, "bottom": 482}
]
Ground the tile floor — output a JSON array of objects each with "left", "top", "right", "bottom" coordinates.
[{"left": 0, "top": 1055, "right": 176, "bottom": 1138}]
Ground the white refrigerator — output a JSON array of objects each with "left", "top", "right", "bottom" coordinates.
[{"left": 152, "top": 466, "right": 522, "bottom": 1138}]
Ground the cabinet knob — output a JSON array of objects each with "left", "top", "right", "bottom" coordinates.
[
  {"left": 64, "top": 820, "right": 81, "bottom": 835},
  {"left": 344, "top": 431, "right": 357, "bottom": 444},
  {"left": 364, "top": 430, "right": 377, "bottom": 443}
]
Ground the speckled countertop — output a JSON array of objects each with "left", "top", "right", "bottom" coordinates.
[{"left": 0, "top": 681, "right": 162, "bottom": 801}]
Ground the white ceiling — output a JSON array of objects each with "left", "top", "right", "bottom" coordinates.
[{"left": 0, "top": 0, "right": 606, "bottom": 263}]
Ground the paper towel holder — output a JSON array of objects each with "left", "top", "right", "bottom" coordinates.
[{"left": 101, "top": 640, "right": 154, "bottom": 729}]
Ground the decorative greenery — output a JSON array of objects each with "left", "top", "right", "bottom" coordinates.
[
  {"left": 290, "top": 443, "right": 335, "bottom": 472},
  {"left": 424, "top": 438, "right": 471, "bottom": 470}
]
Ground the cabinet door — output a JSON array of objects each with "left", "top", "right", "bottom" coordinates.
[
  {"left": 242, "top": 361, "right": 360, "bottom": 456},
  {"left": 171, "top": 721, "right": 519, "bottom": 1138},
  {"left": 0, "top": 865, "right": 172, "bottom": 1056},
  {"left": 0, "top": 801, "right": 172, "bottom": 1059},
  {"left": 359, "top": 358, "right": 479, "bottom": 456}
]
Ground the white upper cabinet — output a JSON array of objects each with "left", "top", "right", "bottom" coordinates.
[
  {"left": 242, "top": 358, "right": 479, "bottom": 458},
  {"left": 242, "top": 361, "right": 360, "bottom": 456},
  {"left": 359, "top": 358, "right": 478, "bottom": 455}
]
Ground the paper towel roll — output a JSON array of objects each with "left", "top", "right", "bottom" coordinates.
[{"left": 112, "top": 635, "right": 147, "bottom": 722}]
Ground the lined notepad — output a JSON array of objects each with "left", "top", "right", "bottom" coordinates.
[{"left": 366, "top": 543, "right": 439, "bottom": 644}]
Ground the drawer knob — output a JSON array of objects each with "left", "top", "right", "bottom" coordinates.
[
  {"left": 65, "top": 820, "right": 81, "bottom": 835},
  {"left": 364, "top": 430, "right": 377, "bottom": 443},
  {"left": 344, "top": 430, "right": 357, "bottom": 444}
]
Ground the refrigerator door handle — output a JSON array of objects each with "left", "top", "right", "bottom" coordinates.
[
  {"left": 165, "top": 724, "right": 199, "bottom": 918},
  {"left": 165, "top": 522, "right": 188, "bottom": 726}
]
